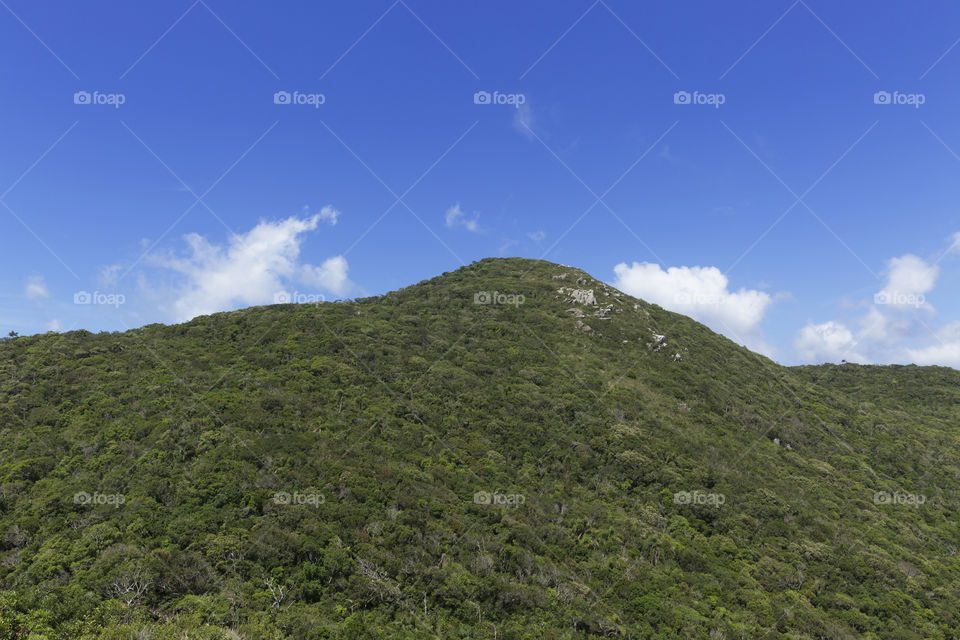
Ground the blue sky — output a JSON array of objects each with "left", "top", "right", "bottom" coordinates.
[{"left": 2, "top": 0, "right": 960, "bottom": 366}]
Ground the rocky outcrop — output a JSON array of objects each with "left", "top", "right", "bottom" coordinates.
[
  {"left": 594, "top": 304, "right": 614, "bottom": 319},
  {"left": 558, "top": 288, "right": 596, "bottom": 306},
  {"left": 647, "top": 332, "right": 667, "bottom": 352}
]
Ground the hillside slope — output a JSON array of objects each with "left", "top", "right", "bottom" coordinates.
[{"left": 0, "top": 257, "right": 958, "bottom": 639}]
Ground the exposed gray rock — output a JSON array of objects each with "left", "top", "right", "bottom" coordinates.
[
  {"left": 594, "top": 304, "right": 614, "bottom": 319},
  {"left": 558, "top": 288, "right": 596, "bottom": 305},
  {"left": 647, "top": 332, "right": 667, "bottom": 351}
]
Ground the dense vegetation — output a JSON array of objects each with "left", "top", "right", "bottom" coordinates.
[{"left": 1, "top": 257, "right": 958, "bottom": 638}]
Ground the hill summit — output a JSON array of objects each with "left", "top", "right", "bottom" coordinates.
[{"left": 1, "top": 257, "right": 959, "bottom": 638}]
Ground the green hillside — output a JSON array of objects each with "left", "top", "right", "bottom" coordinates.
[{"left": 1, "top": 257, "right": 958, "bottom": 639}]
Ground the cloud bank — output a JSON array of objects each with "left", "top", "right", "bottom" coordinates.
[
  {"left": 148, "top": 211, "right": 348, "bottom": 322},
  {"left": 794, "top": 234, "right": 960, "bottom": 368}
]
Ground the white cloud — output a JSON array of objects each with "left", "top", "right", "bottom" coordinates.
[
  {"left": 612, "top": 261, "right": 775, "bottom": 352},
  {"left": 45, "top": 319, "right": 63, "bottom": 332},
  {"left": 905, "top": 322, "right": 960, "bottom": 368},
  {"left": 302, "top": 255, "right": 349, "bottom": 295},
  {"left": 99, "top": 264, "right": 122, "bottom": 287},
  {"left": 948, "top": 232, "right": 960, "bottom": 255},
  {"left": 24, "top": 275, "right": 49, "bottom": 299},
  {"left": 445, "top": 203, "right": 480, "bottom": 233},
  {"left": 315, "top": 205, "right": 340, "bottom": 226},
  {"left": 527, "top": 230, "right": 546, "bottom": 243},
  {"left": 874, "top": 254, "right": 937, "bottom": 310},
  {"left": 794, "top": 321, "right": 867, "bottom": 363},
  {"left": 444, "top": 204, "right": 462, "bottom": 227},
  {"left": 149, "top": 214, "right": 348, "bottom": 322},
  {"left": 793, "top": 235, "right": 960, "bottom": 367},
  {"left": 856, "top": 306, "right": 897, "bottom": 344}
]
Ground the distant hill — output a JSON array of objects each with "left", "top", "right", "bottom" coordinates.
[{"left": 1, "top": 257, "right": 958, "bottom": 639}]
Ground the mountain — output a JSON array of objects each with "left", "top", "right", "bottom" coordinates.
[{"left": 1, "top": 257, "right": 959, "bottom": 639}]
